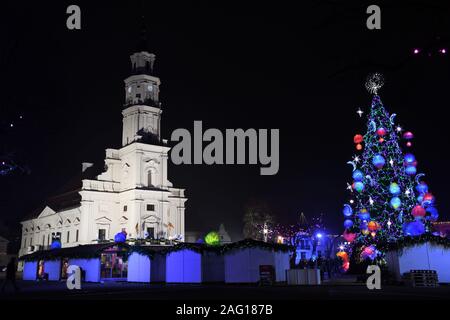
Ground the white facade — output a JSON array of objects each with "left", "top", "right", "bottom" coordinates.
[{"left": 19, "top": 50, "right": 187, "bottom": 257}]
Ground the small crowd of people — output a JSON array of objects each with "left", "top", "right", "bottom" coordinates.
[{"left": 290, "top": 254, "right": 343, "bottom": 279}]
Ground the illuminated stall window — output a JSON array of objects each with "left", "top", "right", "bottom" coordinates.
[{"left": 100, "top": 246, "right": 128, "bottom": 280}]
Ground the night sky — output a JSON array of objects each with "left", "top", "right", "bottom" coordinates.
[{"left": 1, "top": 1, "right": 449, "bottom": 241}]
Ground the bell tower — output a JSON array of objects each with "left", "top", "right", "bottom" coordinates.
[{"left": 122, "top": 45, "right": 162, "bottom": 146}]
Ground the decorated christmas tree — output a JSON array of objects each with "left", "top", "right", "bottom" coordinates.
[{"left": 340, "top": 74, "right": 438, "bottom": 268}]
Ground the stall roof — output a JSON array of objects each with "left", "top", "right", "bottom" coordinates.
[
  {"left": 20, "top": 242, "right": 130, "bottom": 261},
  {"left": 130, "top": 239, "right": 291, "bottom": 257},
  {"left": 20, "top": 239, "right": 292, "bottom": 261}
]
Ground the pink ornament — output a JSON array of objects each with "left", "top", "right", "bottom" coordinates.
[
  {"left": 376, "top": 128, "right": 386, "bottom": 136},
  {"left": 343, "top": 230, "right": 356, "bottom": 243},
  {"left": 361, "top": 245, "right": 377, "bottom": 260},
  {"left": 406, "top": 142, "right": 412, "bottom": 147},
  {"left": 411, "top": 205, "right": 426, "bottom": 218}
]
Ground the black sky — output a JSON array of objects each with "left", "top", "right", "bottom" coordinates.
[{"left": 1, "top": 1, "right": 449, "bottom": 240}]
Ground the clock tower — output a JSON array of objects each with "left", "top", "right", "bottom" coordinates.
[{"left": 122, "top": 49, "right": 162, "bottom": 146}]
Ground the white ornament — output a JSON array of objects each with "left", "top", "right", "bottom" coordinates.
[{"left": 357, "top": 108, "right": 364, "bottom": 118}]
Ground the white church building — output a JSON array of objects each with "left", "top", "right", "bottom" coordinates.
[{"left": 19, "top": 47, "right": 187, "bottom": 257}]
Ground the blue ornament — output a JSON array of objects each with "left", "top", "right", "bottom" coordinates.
[
  {"left": 426, "top": 206, "right": 439, "bottom": 221},
  {"left": 405, "top": 165, "right": 417, "bottom": 176},
  {"left": 342, "top": 204, "right": 353, "bottom": 217},
  {"left": 360, "top": 222, "right": 368, "bottom": 230},
  {"left": 390, "top": 197, "right": 402, "bottom": 210},
  {"left": 352, "top": 170, "right": 364, "bottom": 182},
  {"left": 358, "top": 209, "right": 371, "bottom": 221},
  {"left": 354, "top": 181, "right": 365, "bottom": 193},
  {"left": 416, "top": 182, "right": 428, "bottom": 194},
  {"left": 344, "top": 219, "right": 354, "bottom": 229},
  {"left": 50, "top": 240, "right": 61, "bottom": 250},
  {"left": 403, "top": 221, "right": 425, "bottom": 236},
  {"left": 417, "top": 195, "right": 424, "bottom": 204},
  {"left": 404, "top": 153, "right": 416, "bottom": 164},
  {"left": 372, "top": 154, "right": 386, "bottom": 169},
  {"left": 114, "top": 232, "right": 127, "bottom": 243},
  {"left": 389, "top": 182, "right": 401, "bottom": 196}
]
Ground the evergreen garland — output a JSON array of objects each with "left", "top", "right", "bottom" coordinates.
[
  {"left": 21, "top": 239, "right": 291, "bottom": 262},
  {"left": 130, "top": 238, "right": 292, "bottom": 259},
  {"left": 381, "top": 234, "right": 450, "bottom": 253},
  {"left": 20, "top": 243, "right": 130, "bottom": 262}
]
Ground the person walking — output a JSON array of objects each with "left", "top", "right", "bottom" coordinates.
[{"left": 1, "top": 257, "right": 19, "bottom": 293}]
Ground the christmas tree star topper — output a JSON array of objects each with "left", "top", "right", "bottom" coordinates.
[{"left": 365, "top": 73, "right": 384, "bottom": 95}]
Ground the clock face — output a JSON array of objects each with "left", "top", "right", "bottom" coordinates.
[
  {"left": 128, "top": 87, "right": 132, "bottom": 93},
  {"left": 147, "top": 85, "right": 153, "bottom": 92}
]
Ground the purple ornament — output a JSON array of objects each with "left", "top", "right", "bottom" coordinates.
[{"left": 405, "top": 165, "right": 417, "bottom": 176}]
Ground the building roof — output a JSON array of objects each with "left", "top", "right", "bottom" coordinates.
[{"left": 22, "top": 163, "right": 104, "bottom": 221}]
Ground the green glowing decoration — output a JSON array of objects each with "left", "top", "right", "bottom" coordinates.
[{"left": 204, "top": 231, "right": 221, "bottom": 246}]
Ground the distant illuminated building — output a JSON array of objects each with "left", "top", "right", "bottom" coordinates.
[
  {"left": 293, "top": 232, "right": 341, "bottom": 263},
  {"left": 432, "top": 222, "right": 450, "bottom": 238}
]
